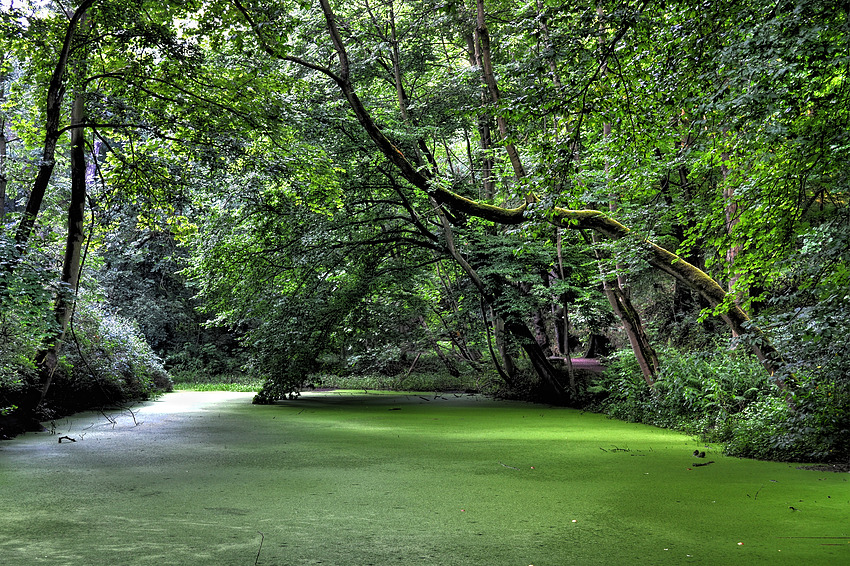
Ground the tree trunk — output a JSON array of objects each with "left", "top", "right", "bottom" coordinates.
[
  {"left": 34, "top": 10, "right": 91, "bottom": 408},
  {"left": 419, "top": 316, "right": 460, "bottom": 377},
  {"left": 607, "top": 279, "right": 658, "bottom": 384},
  {"left": 0, "top": 81, "right": 6, "bottom": 224},
  {"left": 14, "top": 0, "right": 95, "bottom": 254},
  {"left": 434, "top": 262, "right": 481, "bottom": 364},
  {"left": 503, "top": 319, "right": 566, "bottom": 398},
  {"left": 552, "top": 236, "right": 577, "bottom": 395},
  {"left": 429, "top": 198, "right": 566, "bottom": 392},
  {"left": 474, "top": 0, "right": 526, "bottom": 181},
  {"left": 721, "top": 153, "right": 743, "bottom": 312},
  {"left": 472, "top": 2, "right": 568, "bottom": 391},
  {"left": 464, "top": 33, "right": 495, "bottom": 200},
  {"left": 492, "top": 311, "right": 517, "bottom": 380},
  {"left": 386, "top": 1, "right": 433, "bottom": 171},
  {"left": 0, "top": 52, "right": 7, "bottom": 225},
  {"left": 530, "top": 298, "right": 551, "bottom": 352}
]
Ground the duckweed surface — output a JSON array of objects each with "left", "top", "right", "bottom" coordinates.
[{"left": 1, "top": 390, "right": 847, "bottom": 565}]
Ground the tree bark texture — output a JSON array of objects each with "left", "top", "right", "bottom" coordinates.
[
  {"left": 0, "top": 58, "right": 7, "bottom": 224},
  {"left": 721, "top": 153, "right": 743, "bottom": 309},
  {"left": 503, "top": 319, "right": 566, "bottom": 397},
  {"left": 492, "top": 311, "right": 517, "bottom": 380},
  {"left": 464, "top": 32, "right": 495, "bottom": 200},
  {"left": 0, "top": 95, "right": 6, "bottom": 223}
]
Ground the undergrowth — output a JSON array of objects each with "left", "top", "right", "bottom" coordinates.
[
  {"left": 170, "top": 370, "right": 494, "bottom": 396},
  {"left": 588, "top": 348, "right": 849, "bottom": 463},
  {"left": 170, "top": 372, "right": 264, "bottom": 392},
  {"left": 310, "top": 371, "right": 493, "bottom": 393}
]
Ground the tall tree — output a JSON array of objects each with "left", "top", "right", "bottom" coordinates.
[
  {"left": 214, "top": 0, "right": 794, "bottom": 384},
  {"left": 0, "top": 51, "right": 8, "bottom": 223},
  {"left": 14, "top": 0, "right": 95, "bottom": 253},
  {"left": 34, "top": 9, "right": 90, "bottom": 407}
]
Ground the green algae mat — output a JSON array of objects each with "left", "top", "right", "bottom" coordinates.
[{"left": 1, "top": 391, "right": 847, "bottom": 565}]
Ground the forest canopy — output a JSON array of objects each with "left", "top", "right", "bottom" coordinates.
[{"left": 1, "top": 0, "right": 848, "bottom": 462}]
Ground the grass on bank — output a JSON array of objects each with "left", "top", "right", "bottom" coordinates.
[
  {"left": 169, "top": 369, "right": 493, "bottom": 395},
  {"left": 168, "top": 371, "right": 264, "bottom": 392}
]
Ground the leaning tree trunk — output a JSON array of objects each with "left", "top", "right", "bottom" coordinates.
[
  {"left": 555, "top": 230, "right": 576, "bottom": 393},
  {"left": 419, "top": 316, "right": 460, "bottom": 378},
  {"left": 14, "top": 0, "right": 95, "bottom": 254},
  {"left": 247, "top": 0, "right": 787, "bottom": 384},
  {"left": 599, "top": 267, "right": 659, "bottom": 386},
  {"left": 34, "top": 11, "right": 91, "bottom": 408},
  {"left": 432, "top": 198, "right": 565, "bottom": 396},
  {"left": 492, "top": 311, "right": 518, "bottom": 381},
  {"left": 503, "top": 320, "right": 566, "bottom": 398},
  {"left": 474, "top": 0, "right": 525, "bottom": 180},
  {"left": 564, "top": 211, "right": 784, "bottom": 379}
]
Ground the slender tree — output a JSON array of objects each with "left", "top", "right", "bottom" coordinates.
[
  {"left": 34, "top": 10, "right": 90, "bottom": 406},
  {"left": 14, "top": 0, "right": 95, "bottom": 253}
]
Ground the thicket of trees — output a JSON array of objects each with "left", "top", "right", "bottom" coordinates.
[{"left": 1, "top": 0, "right": 847, "bottom": 461}]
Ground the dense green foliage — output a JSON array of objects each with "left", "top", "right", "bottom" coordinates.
[
  {"left": 0, "top": 0, "right": 848, "bottom": 461},
  {"left": 0, "top": 241, "right": 56, "bottom": 416}
]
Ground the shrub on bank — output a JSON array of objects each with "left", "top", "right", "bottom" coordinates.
[
  {"left": 310, "top": 369, "right": 492, "bottom": 393},
  {"left": 0, "top": 239, "right": 57, "bottom": 418},
  {"left": 723, "top": 379, "right": 850, "bottom": 462},
  {"left": 48, "top": 300, "right": 172, "bottom": 413},
  {"left": 589, "top": 348, "right": 849, "bottom": 463}
]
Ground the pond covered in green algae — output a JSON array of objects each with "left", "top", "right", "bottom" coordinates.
[{"left": 1, "top": 390, "right": 847, "bottom": 565}]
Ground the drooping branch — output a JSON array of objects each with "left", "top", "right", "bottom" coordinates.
[
  {"left": 430, "top": 198, "right": 566, "bottom": 397},
  {"left": 430, "top": 188, "right": 781, "bottom": 376},
  {"left": 547, "top": 208, "right": 783, "bottom": 377},
  {"left": 244, "top": 0, "right": 785, "bottom": 381},
  {"left": 230, "top": 0, "right": 344, "bottom": 82}
]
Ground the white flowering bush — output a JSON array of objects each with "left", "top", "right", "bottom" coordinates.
[{"left": 54, "top": 298, "right": 172, "bottom": 409}]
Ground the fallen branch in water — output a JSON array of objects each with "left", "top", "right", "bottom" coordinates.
[{"left": 255, "top": 531, "right": 264, "bottom": 565}]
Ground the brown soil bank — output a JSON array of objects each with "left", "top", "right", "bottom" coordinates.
[{"left": 0, "top": 390, "right": 847, "bottom": 565}]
